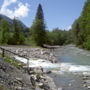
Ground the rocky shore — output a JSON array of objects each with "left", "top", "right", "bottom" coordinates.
[
  {"left": 0, "top": 59, "right": 58, "bottom": 90},
  {"left": 0, "top": 46, "right": 59, "bottom": 90},
  {"left": 0, "top": 59, "right": 33, "bottom": 90},
  {"left": 0, "top": 46, "right": 57, "bottom": 63},
  {"left": 81, "top": 73, "right": 90, "bottom": 89}
]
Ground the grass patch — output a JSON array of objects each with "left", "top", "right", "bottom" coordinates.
[
  {"left": 0, "top": 85, "right": 8, "bottom": 90},
  {"left": 25, "top": 37, "right": 36, "bottom": 46},
  {"left": 4, "top": 56, "right": 25, "bottom": 69}
]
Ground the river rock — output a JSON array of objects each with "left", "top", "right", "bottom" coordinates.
[
  {"left": 30, "top": 76, "right": 36, "bottom": 87},
  {"left": 87, "top": 85, "right": 90, "bottom": 89},
  {"left": 0, "top": 46, "right": 58, "bottom": 90},
  {"left": 0, "top": 46, "right": 57, "bottom": 63},
  {"left": 0, "top": 60, "right": 33, "bottom": 90},
  {"left": 46, "top": 70, "right": 52, "bottom": 74}
]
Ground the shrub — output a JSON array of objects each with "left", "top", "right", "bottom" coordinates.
[{"left": 83, "top": 35, "right": 90, "bottom": 50}]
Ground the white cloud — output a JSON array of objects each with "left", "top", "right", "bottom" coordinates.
[
  {"left": 14, "top": 3, "right": 29, "bottom": 18},
  {"left": 1, "top": 0, "right": 17, "bottom": 9},
  {"left": 0, "top": 0, "right": 30, "bottom": 19}
]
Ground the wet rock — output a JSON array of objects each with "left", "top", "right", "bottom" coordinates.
[
  {"left": 30, "top": 76, "right": 36, "bottom": 87},
  {"left": 15, "top": 86, "right": 22, "bottom": 90},
  {"left": 82, "top": 76, "right": 89, "bottom": 80},
  {"left": 87, "top": 85, "right": 90, "bottom": 89},
  {"left": 39, "top": 82, "right": 50, "bottom": 90},
  {"left": 46, "top": 70, "right": 52, "bottom": 74},
  {"left": 83, "top": 84, "right": 87, "bottom": 87}
]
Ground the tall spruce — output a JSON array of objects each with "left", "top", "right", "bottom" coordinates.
[{"left": 31, "top": 4, "right": 47, "bottom": 47}]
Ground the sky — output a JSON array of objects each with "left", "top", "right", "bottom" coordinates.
[{"left": 0, "top": 0, "right": 86, "bottom": 30}]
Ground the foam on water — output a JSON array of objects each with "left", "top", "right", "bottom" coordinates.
[
  {"left": 14, "top": 56, "right": 90, "bottom": 74},
  {"left": 60, "top": 63, "right": 90, "bottom": 72},
  {"left": 14, "top": 56, "right": 60, "bottom": 68}
]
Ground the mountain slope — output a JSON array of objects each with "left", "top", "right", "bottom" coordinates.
[{"left": 0, "top": 14, "right": 27, "bottom": 29}]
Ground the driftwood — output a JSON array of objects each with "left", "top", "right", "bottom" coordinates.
[{"left": 43, "top": 44, "right": 60, "bottom": 49}]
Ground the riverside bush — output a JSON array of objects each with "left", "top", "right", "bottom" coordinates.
[{"left": 83, "top": 36, "right": 90, "bottom": 50}]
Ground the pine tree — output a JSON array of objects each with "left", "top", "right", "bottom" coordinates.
[{"left": 31, "top": 4, "right": 47, "bottom": 47}]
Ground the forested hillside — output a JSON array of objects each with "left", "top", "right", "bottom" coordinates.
[
  {"left": 0, "top": 15, "right": 29, "bottom": 45},
  {"left": 72, "top": 0, "right": 90, "bottom": 50}
]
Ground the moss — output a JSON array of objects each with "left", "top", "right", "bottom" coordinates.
[
  {"left": 4, "top": 57, "right": 25, "bottom": 69},
  {"left": 0, "top": 85, "right": 7, "bottom": 90}
]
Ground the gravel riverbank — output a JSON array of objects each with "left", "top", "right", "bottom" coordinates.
[
  {"left": 0, "top": 46, "right": 59, "bottom": 90},
  {"left": 0, "top": 46, "right": 57, "bottom": 63}
]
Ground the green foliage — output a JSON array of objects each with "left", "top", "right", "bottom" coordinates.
[
  {"left": 72, "top": 0, "right": 90, "bottom": 49},
  {"left": 11, "top": 18, "right": 25, "bottom": 45},
  {"left": 31, "top": 4, "right": 47, "bottom": 47},
  {"left": 83, "top": 35, "right": 90, "bottom": 50},
  {"left": 51, "top": 29, "right": 65, "bottom": 45},
  {"left": 73, "top": 23, "right": 84, "bottom": 45},
  {"left": 0, "top": 18, "right": 26, "bottom": 45},
  {"left": 4, "top": 57, "right": 25, "bottom": 69},
  {"left": 65, "top": 30, "right": 74, "bottom": 44},
  {"left": 47, "top": 28, "right": 70, "bottom": 45},
  {"left": 24, "top": 37, "right": 37, "bottom": 46},
  {"left": 0, "top": 19, "right": 10, "bottom": 44}
]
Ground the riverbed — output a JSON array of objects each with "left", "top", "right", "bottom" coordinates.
[
  {"left": 50, "top": 45, "right": 90, "bottom": 90},
  {"left": 6, "top": 45, "right": 90, "bottom": 90}
]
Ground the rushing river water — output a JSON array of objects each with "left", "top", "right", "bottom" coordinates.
[
  {"left": 15, "top": 45, "right": 90, "bottom": 90},
  {"left": 56, "top": 45, "right": 90, "bottom": 72},
  {"left": 50, "top": 45, "right": 90, "bottom": 90}
]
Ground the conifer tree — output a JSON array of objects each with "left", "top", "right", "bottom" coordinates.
[{"left": 31, "top": 4, "right": 47, "bottom": 47}]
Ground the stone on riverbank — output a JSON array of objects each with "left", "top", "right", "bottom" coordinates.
[
  {"left": 0, "top": 46, "right": 60, "bottom": 90},
  {"left": 0, "top": 46, "right": 57, "bottom": 63},
  {"left": 0, "top": 60, "right": 33, "bottom": 90}
]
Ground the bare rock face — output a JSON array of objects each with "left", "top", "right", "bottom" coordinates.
[{"left": 0, "top": 60, "right": 33, "bottom": 90}]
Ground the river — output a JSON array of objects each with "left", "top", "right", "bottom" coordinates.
[
  {"left": 50, "top": 45, "right": 90, "bottom": 90},
  {"left": 14, "top": 45, "right": 90, "bottom": 90}
]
